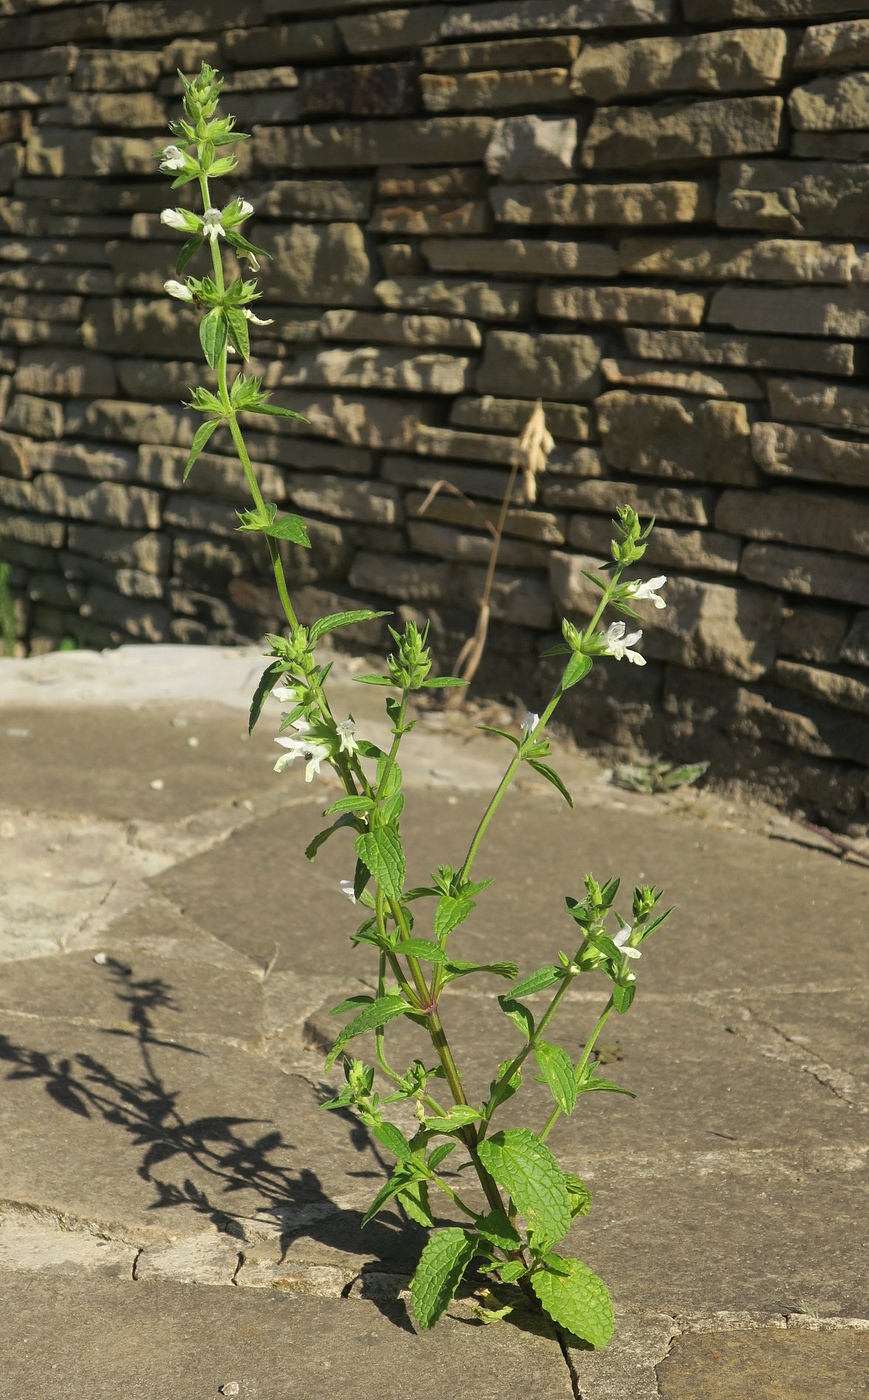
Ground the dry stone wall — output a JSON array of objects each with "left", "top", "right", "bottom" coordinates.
[{"left": 0, "top": 0, "right": 868, "bottom": 827}]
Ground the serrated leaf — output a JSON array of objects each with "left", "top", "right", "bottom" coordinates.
[
  {"left": 410, "top": 1229, "right": 477, "bottom": 1331},
  {"left": 510, "top": 966, "right": 561, "bottom": 999},
  {"left": 397, "top": 938, "right": 447, "bottom": 964},
  {"left": 199, "top": 307, "right": 227, "bottom": 370},
  {"left": 355, "top": 826, "right": 406, "bottom": 903},
  {"left": 309, "top": 609, "right": 391, "bottom": 643},
  {"left": 381, "top": 793, "right": 404, "bottom": 824},
  {"left": 564, "top": 1173, "right": 592, "bottom": 1219},
  {"left": 476, "top": 1210, "right": 521, "bottom": 1251},
  {"left": 534, "top": 1041, "right": 577, "bottom": 1116},
  {"left": 499, "top": 1261, "right": 527, "bottom": 1283},
  {"left": 562, "top": 652, "right": 593, "bottom": 690},
  {"left": 613, "top": 983, "right": 636, "bottom": 1014},
  {"left": 477, "top": 1129, "right": 571, "bottom": 1249},
  {"left": 428, "top": 1143, "right": 456, "bottom": 1172},
  {"left": 324, "top": 794, "right": 373, "bottom": 815},
  {"left": 372, "top": 1120, "right": 415, "bottom": 1163},
  {"left": 497, "top": 995, "right": 534, "bottom": 1041},
  {"left": 261, "top": 512, "right": 311, "bottom": 547},
  {"left": 329, "top": 994, "right": 373, "bottom": 1017},
  {"left": 445, "top": 959, "right": 518, "bottom": 983},
  {"left": 527, "top": 760, "right": 574, "bottom": 808},
  {"left": 325, "top": 994, "right": 412, "bottom": 1071},
  {"left": 361, "top": 1164, "right": 421, "bottom": 1227},
  {"left": 397, "top": 1178, "right": 434, "bottom": 1228},
  {"left": 530, "top": 1254, "right": 614, "bottom": 1350},
  {"left": 424, "top": 1105, "right": 480, "bottom": 1133},
  {"left": 224, "top": 304, "right": 250, "bottom": 360},
  {"left": 183, "top": 416, "right": 222, "bottom": 482},
  {"left": 434, "top": 896, "right": 474, "bottom": 943},
  {"left": 375, "top": 754, "right": 402, "bottom": 801}
]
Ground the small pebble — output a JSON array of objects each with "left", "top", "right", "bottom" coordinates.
[
  {"left": 187, "top": 736, "right": 199, "bottom": 748},
  {"left": 220, "top": 1385, "right": 240, "bottom": 1397},
  {"left": 150, "top": 779, "right": 164, "bottom": 791},
  {"left": 5, "top": 727, "right": 29, "bottom": 738},
  {"left": 93, "top": 953, "right": 108, "bottom": 965}
]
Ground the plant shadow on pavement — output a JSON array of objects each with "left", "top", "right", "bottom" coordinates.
[{"left": 0, "top": 957, "right": 441, "bottom": 1332}]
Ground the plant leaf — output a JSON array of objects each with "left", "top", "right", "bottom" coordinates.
[
  {"left": 176, "top": 234, "right": 204, "bottom": 275},
  {"left": 445, "top": 959, "right": 518, "bottom": 983},
  {"left": 324, "top": 794, "right": 373, "bottom": 815},
  {"left": 497, "top": 995, "right": 534, "bottom": 1041},
  {"left": 421, "top": 675, "right": 467, "bottom": 688},
  {"left": 199, "top": 307, "right": 227, "bottom": 370},
  {"left": 309, "top": 609, "right": 391, "bottom": 643},
  {"left": 304, "top": 812, "right": 359, "bottom": 862},
  {"left": 361, "top": 1164, "right": 420, "bottom": 1227},
  {"left": 371, "top": 1120, "right": 415, "bottom": 1163},
  {"left": 526, "top": 760, "right": 574, "bottom": 808},
  {"left": 397, "top": 938, "right": 447, "bottom": 964},
  {"left": 423, "top": 1105, "right": 480, "bottom": 1133},
  {"left": 477, "top": 1129, "right": 571, "bottom": 1249},
  {"left": 530, "top": 1254, "right": 614, "bottom": 1350},
  {"left": 183, "top": 416, "right": 222, "bottom": 482},
  {"left": 476, "top": 1210, "right": 521, "bottom": 1251},
  {"left": 325, "top": 994, "right": 412, "bottom": 1071},
  {"left": 410, "top": 1228, "right": 477, "bottom": 1331},
  {"left": 564, "top": 1173, "right": 593, "bottom": 1219},
  {"left": 428, "top": 1143, "right": 456, "bottom": 1172},
  {"left": 248, "top": 660, "right": 284, "bottom": 735},
  {"left": 397, "top": 1179, "right": 434, "bottom": 1228},
  {"left": 355, "top": 826, "right": 406, "bottom": 903},
  {"left": 510, "top": 966, "right": 561, "bottom": 999},
  {"left": 261, "top": 513, "right": 311, "bottom": 547},
  {"left": 613, "top": 983, "right": 636, "bottom": 1014},
  {"left": 562, "top": 652, "right": 593, "bottom": 690},
  {"left": 534, "top": 1041, "right": 577, "bottom": 1116},
  {"left": 434, "top": 896, "right": 474, "bottom": 943},
  {"left": 224, "top": 304, "right": 250, "bottom": 361}
]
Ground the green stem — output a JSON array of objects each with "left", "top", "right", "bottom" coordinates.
[
  {"left": 539, "top": 995, "right": 614, "bottom": 1144},
  {"left": 482, "top": 974, "right": 573, "bottom": 1128},
  {"left": 429, "top": 1174, "right": 478, "bottom": 1219}
]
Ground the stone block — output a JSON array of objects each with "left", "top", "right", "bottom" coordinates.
[
  {"left": 439, "top": 1, "right": 676, "bottom": 36},
  {"left": 840, "top": 611, "right": 869, "bottom": 668},
  {"left": 414, "top": 423, "right": 521, "bottom": 465},
  {"left": 619, "top": 235, "right": 855, "bottom": 284},
  {"left": 767, "top": 377, "right": 869, "bottom": 431},
  {"left": 0, "top": 474, "right": 160, "bottom": 530},
  {"left": 4, "top": 394, "right": 63, "bottom": 440},
  {"left": 450, "top": 395, "right": 593, "bottom": 440},
  {"left": 257, "top": 223, "right": 376, "bottom": 307},
  {"left": 407, "top": 489, "right": 564, "bottom": 542},
  {"left": 716, "top": 158, "right": 869, "bottom": 237},
  {"left": 162, "top": 496, "right": 238, "bottom": 539},
  {"left": 542, "top": 478, "right": 714, "bottom": 525},
  {"left": 256, "top": 391, "right": 434, "bottom": 449},
  {"left": 582, "top": 97, "right": 784, "bottom": 170},
  {"left": 0, "top": 510, "right": 65, "bottom": 550},
  {"left": 567, "top": 516, "right": 741, "bottom": 573},
  {"left": 601, "top": 357, "right": 763, "bottom": 400},
  {"left": 382, "top": 452, "right": 515, "bottom": 501},
  {"left": 320, "top": 309, "right": 480, "bottom": 349},
  {"left": 795, "top": 18, "right": 869, "bottom": 72},
  {"left": 779, "top": 604, "right": 849, "bottom": 664},
  {"left": 0, "top": 432, "right": 31, "bottom": 480},
  {"left": 0, "top": 147, "right": 24, "bottom": 195},
  {"left": 490, "top": 179, "right": 713, "bottom": 227},
  {"left": 624, "top": 328, "right": 859, "bottom": 376},
  {"left": 350, "top": 548, "right": 552, "bottom": 628},
  {"left": 287, "top": 475, "right": 401, "bottom": 525},
  {"left": 220, "top": 67, "right": 299, "bottom": 93},
  {"left": 36, "top": 442, "right": 138, "bottom": 483},
  {"left": 80, "top": 583, "right": 171, "bottom": 641},
  {"left": 597, "top": 392, "right": 758, "bottom": 486},
  {"left": 476, "top": 330, "right": 602, "bottom": 401},
  {"left": 222, "top": 22, "right": 340, "bottom": 65},
  {"left": 423, "top": 35, "right": 579, "bottom": 69},
  {"left": 408, "top": 518, "right": 551, "bottom": 568},
  {"left": 718, "top": 486, "right": 869, "bottom": 558},
  {"left": 377, "top": 167, "right": 484, "bottom": 199},
  {"left": 12, "top": 350, "right": 116, "bottom": 398},
  {"left": 63, "top": 92, "right": 166, "bottom": 128},
  {"left": 244, "top": 431, "right": 374, "bottom": 476},
  {"left": 752, "top": 421, "right": 869, "bottom": 487},
  {"left": 108, "top": 0, "right": 262, "bottom": 40},
  {"left": 72, "top": 399, "right": 194, "bottom": 449},
  {"left": 82, "top": 297, "right": 200, "bottom": 359},
  {"left": 708, "top": 284, "right": 869, "bottom": 338},
  {"left": 282, "top": 346, "right": 473, "bottom": 394},
  {"left": 484, "top": 116, "right": 577, "bottom": 181},
  {"left": 683, "top": 0, "right": 868, "bottom": 15},
  {"left": 773, "top": 659, "right": 869, "bottom": 718},
  {"left": 0, "top": 48, "right": 75, "bottom": 83},
  {"left": 790, "top": 130, "right": 869, "bottom": 159},
  {"left": 422, "top": 68, "right": 570, "bottom": 112},
  {"left": 790, "top": 72, "right": 869, "bottom": 131},
  {"left": 137, "top": 445, "right": 285, "bottom": 501},
  {"left": 339, "top": 7, "right": 446, "bottom": 54},
  {"left": 67, "top": 524, "right": 169, "bottom": 574},
  {"left": 369, "top": 199, "right": 491, "bottom": 236},
  {"left": 0, "top": 5, "right": 109, "bottom": 49},
  {"left": 26, "top": 129, "right": 160, "bottom": 180},
  {"left": 73, "top": 49, "right": 163, "bottom": 91},
  {"left": 297, "top": 62, "right": 418, "bottom": 119},
  {"left": 374, "top": 276, "right": 532, "bottom": 320},
  {"left": 60, "top": 555, "right": 165, "bottom": 601},
  {"left": 422, "top": 237, "right": 619, "bottom": 278},
  {"left": 254, "top": 117, "right": 494, "bottom": 170},
  {"left": 572, "top": 28, "right": 787, "bottom": 102},
  {"left": 217, "top": 91, "right": 299, "bottom": 126},
  {"left": 538, "top": 284, "right": 705, "bottom": 326},
  {"left": 742, "top": 542, "right": 869, "bottom": 607}
]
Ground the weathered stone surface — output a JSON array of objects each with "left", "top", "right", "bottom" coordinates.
[
  {"left": 0, "top": 510, "right": 65, "bottom": 550},
  {"left": 244, "top": 431, "right": 374, "bottom": 477},
  {"left": 0, "top": 432, "right": 31, "bottom": 480},
  {"left": 422, "top": 237, "right": 619, "bottom": 277},
  {"left": 254, "top": 117, "right": 494, "bottom": 170},
  {"left": 476, "top": 330, "right": 602, "bottom": 400},
  {"left": 774, "top": 659, "right": 869, "bottom": 717},
  {"left": 32, "top": 441, "right": 138, "bottom": 484},
  {"left": 137, "top": 445, "right": 285, "bottom": 502},
  {"left": 440, "top": 1, "right": 676, "bottom": 36},
  {"left": 282, "top": 346, "right": 473, "bottom": 394},
  {"left": 491, "top": 179, "right": 713, "bottom": 227},
  {"left": 553, "top": 553, "right": 779, "bottom": 679},
  {"left": 795, "top": 18, "right": 869, "bottom": 72},
  {"left": 791, "top": 130, "right": 869, "bottom": 159},
  {"left": 320, "top": 309, "right": 481, "bottom": 349},
  {"left": 449, "top": 395, "right": 593, "bottom": 440},
  {"left": 408, "top": 518, "right": 552, "bottom": 568},
  {"left": 767, "top": 377, "right": 869, "bottom": 431},
  {"left": 602, "top": 357, "right": 763, "bottom": 400},
  {"left": 423, "top": 67, "right": 570, "bottom": 112},
  {"left": 26, "top": 129, "right": 164, "bottom": 180},
  {"left": 67, "top": 524, "right": 169, "bottom": 575},
  {"left": 377, "top": 166, "right": 484, "bottom": 200},
  {"left": 840, "top": 611, "right": 869, "bottom": 667},
  {"left": 62, "top": 92, "right": 166, "bottom": 128},
  {"left": 568, "top": 517, "right": 741, "bottom": 574},
  {"left": 350, "top": 550, "right": 552, "bottom": 628},
  {"left": 423, "top": 35, "right": 579, "bottom": 70},
  {"left": 484, "top": 115, "right": 577, "bottom": 181},
  {"left": 296, "top": 62, "right": 418, "bottom": 119},
  {"left": 619, "top": 235, "right": 855, "bottom": 284},
  {"left": 717, "top": 487, "right": 869, "bottom": 558},
  {"left": 624, "top": 328, "right": 859, "bottom": 376},
  {"left": 12, "top": 350, "right": 116, "bottom": 398},
  {"left": 752, "top": 422, "right": 869, "bottom": 487},
  {"left": 0, "top": 5, "right": 109, "bottom": 50},
  {"left": 742, "top": 542, "right": 869, "bottom": 607},
  {"left": 383, "top": 451, "right": 521, "bottom": 501},
  {"left": 4, "top": 394, "right": 63, "bottom": 440},
  {"left": 582, "top": 97, "right": 784, "bottom": 170},
  {"left": 659, "top": 1329, "right": 869, "bottom": 1400},
  {"left": 717, "top": 158, "right": 869, "bottom": 237},
  {"left": 709, "top": 284, "right": 869, "bottom": 338},
  {"left": 288, "top": 475, "right": 401, "bottom": 525},
  {"left": 543, "top": 478, "right": 714, "bottom": 525},
  {"left": 375, "top": 275, "right": 532, "bottom": 320},
  {"left": 683, "top": 0, "right": 869, "bottom": 15},
  {"left": 70, "top": 399, "right": 194, "bottom": 449},
  {"left": 257, "top": 223, "right": 376, "bottom": 307},
  {"left": 339, "top": 6, "right": 446, "bottom": 54},
  {"left": 79, "top": 584, "right": 170, "bottom": 641},
  {"left": 790, "top": 71, "right": 869, "bottom": 131},
  {"left": 369, "top": 198, "right": 491, "bottom": 236},
  {"left": 407, "top": 490, "right": 564, "bottom": 543},
  {"left": 107, "top": 0, "right": 261, "bottom": 40},
  {"left": 779, "top": 604, "right": 849, "bottom": 664},
  {"left": 0, "top": 474, "right": 160, "bottom": 530},
  {"left": 572, "top": 28, "right": 787, "bottom": 102},
  {"left": 73, "top": 49, "right": 163, "bottom": 91},
  {"left": 597, "top": 392, "right": 758, "bottom": 486},
  {"left": 539, "top": 284, "right": 705, "bottom": 326},
  {"left": 254, "top": 391, "right": 433, "bottom": 449},
  {"left": 414, "top": 422, "right": 520, "bottom": 464}
]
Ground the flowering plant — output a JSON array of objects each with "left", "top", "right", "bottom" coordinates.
[{"left": 157, "top": 65, "right": 672, "bottom": 1347}]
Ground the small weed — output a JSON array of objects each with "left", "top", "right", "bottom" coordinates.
[{"left": 614, "top": 759, "right": 710, "bottom": 794}]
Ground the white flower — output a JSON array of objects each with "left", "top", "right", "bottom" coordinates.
[
  {"left": 520, "top": 711, "right": 539, "bottom": 737},
  {"left": 273, "top": 736, "right": 330, "bottom": 782},
  {"left": 159, "top": 144, "right": 187, "bottom": 171},
  {"left": 613, "top": 924, "right": 642, "bottom": 960},
  {"left": 336, "top": 718, "right": 358, "bottom": 756},
  {"left": 244, "top": 308, "right": 274, "bottom": 327},
  {"left": 237, "top": 199, "right": 254, "bottom": 219},
  {"left": 160, "top": 207, "right": 192, "bottom": 231},
  {"left": 202, "top": 206, "right": 226, "bottom": 241},
  {"left": 272, "top": 682, "right": 305, "bottom": 705},
  {"left": 604, "top": 621, "right": 646, "bottom": 666},
  {"left": 339, "top": 880, "right": 357, "bottom": 904},
  {"left": 629, "top": 575, "right": 667, "bottom": 610},
  {"left": 163, "top": 279, "right": 193, "bottom": 302}
]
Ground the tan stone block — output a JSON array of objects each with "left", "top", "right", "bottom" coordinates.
[
  {"left": 597, "top": 391, "right": 758, "bottom": 486},
  {"left": 423, "top": 35, "right": 579, "bottom": 70},
  {"left": 708, "top": 284, "right": 869, "bottom": 338},
  {"left": 408, "top": 518, "right": 552, "bottom": 569},
  {"left": 254, "top": 117, "right": 495, "bottom": 170},
  {"left": 108, "top": 0, "right": 260, "bottom": 40},
  {"left": 282, "top": 346, "right": 473, "bottom": 394},
  {"left": 369, "top": 199, "right": 491, "bottom": 236},
  {"left": 414, "top": 423, "right": 521, "bottom": 465},
  {"left": 684, "top": 0, "right": 865, "bottom": 16},
  {"left": 582, "top": 96, "right": 784, "bottom": 170},
  {"left": 73, "top": 49, "right": 163, "bottom": 90},
  {"left": 440, "top": 1, "right": 675, "bottom": 37},
  {"left": 567, "top": 516, "right": 741, "bottom": 573},
  {"left": 0, "top": 473, "right": 160, "bottom": 529},
  {"left": 767, "top": 377, "right": 869, "bottom": 430},
  {"left": 13, "top": 350, "right": 116, "bottom": 398},
  {"left": 571, "top": 28, "right": 786, "bottom": 102},
  {"left": 619, "top": 235, "right": 855, "bottom": 283},
  {"left": 624, "top": 327, "right": 859, "bottom": 376},
  {"left": 296, "top": 62, "right": 418, "bottom": 119},
  {"left": 840, "top": 611, "right": 869, "bottom": 668},
  {"left": 374, "top": 276, "right": 532, "bottom": 320},
  {"left": 538, "top": 284, "right": 705, "bottom": 326},
  {"left": 4, "top": 394, "right": 63, "bottom": 440},
  {"left": 542, "top": 478, "right": 714, "bottom": 525},
  {"left": 741, "top": 542, "right": 869, "bottom": 607},
  {"left": 338, "top": 6, "right": 446, "bottom": 54},
  {"left": 752, "top": 421, "right": 869, "bottom": 487},
  {"left": 137, "top": 445, "right": 285, "bottom": 502},
  {"left": 422, "top": 68, "right": 570, "bottom": 112},
  {"left": 407, "top": 491, "right": 565, "bottom": 543},
  {"left": 256, "top": 180, "right": 373, "bottom": 222},
  {"left": 320, "top": 309, "right": 481, "bottom": 349},
  {"left": 779, "top": 603, "right": 849, "bottom": 664},
  {"left": 376, "top": 167, "right": 484, "bottom": 200},
  {"left": 718, "top": 486, "right": 869, "bottom": 558},
  {"left": 790, "top": 71, "right": 869, "bottom": 131},
  {"left": 476, "top": 330, "right": 602, "bottom": 401},
  {"left": 601, "top": 357, "right": 763, "bottom": 400},
  {"left": 288, "top": 475, "right": 401, "bottom": 526},
  {"left": 716, "top": 158, "right": 869, "bottom": 237},
  {"left": 257, "top": 223, "right": 376, "bottom": 307},
  {"left": 257, "top": 391, "right": 434, "bottom": 450},
  {"left": 421, "top": 237, "right": 618, "bottom": 278},
  {"left": 382, "top": 452, "right": 517, "bottom": 502},
  {"left": 222, "top": 22, "right": 340, "bottom": 66},
  {"left": 65, "top": 92, "right": 166, "bottom": 127},
  {"left": 449, "top": 396, "right": 593, "bottom": 441},
  {"left": 484, "top": 115, "right": 577, "bottom": 181},
  {"left": 795, "top": 18, "right": 869, "bottom": 72},
  {"left": 773, "top": 659, "right": 869, "bottom": 718},
  {"left": 490, "top": 180, "right": 713, "bottom": 227}
]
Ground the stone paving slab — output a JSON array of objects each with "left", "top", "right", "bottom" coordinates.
[{"left": 658, "top": 1326, "right": 869, "bottom": 1399}]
